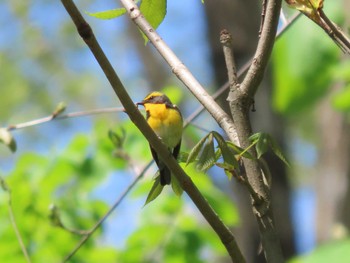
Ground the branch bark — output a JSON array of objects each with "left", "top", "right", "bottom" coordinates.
[
  {"left": 118, "top": 0, "right": 239, "bottom": 145},
  {"left": 225, "top": 0, "right": 284, "bottom": 262}
]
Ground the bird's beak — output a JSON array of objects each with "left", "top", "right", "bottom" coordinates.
[{"left": 136, "top": 101, "right": 144, "bottom": 108}]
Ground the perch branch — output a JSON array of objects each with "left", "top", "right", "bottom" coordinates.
[{"left": 61, "top": 0, "right": 244, "bottom": 262}]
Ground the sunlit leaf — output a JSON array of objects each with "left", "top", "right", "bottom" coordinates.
[
  {"left": 226, "top": 141, "right": 254, "bottom": 159},
  {"left": 289, "top": 238, "right": 350, "bottom": 263},
  {"left": 48, "top": 204, "right": 63, "bottom": 227},
  {"left": 269, "top": 136, "right": 290, "bottom": 167},
  {"left": 196, "top": 133, "right": 215, "bottom": 172},
  {"left": 212, "top": 131, "right": 239, "bottom": 168},
  {"left": 86, "top": 8, "right": 126, "bottom": 20},
  {"left": 215, "top": 162, "right": 236, "bottom": 180},
  {"left": 177, "top": 151, "right": 189, "bottom": 163},
  {"left": 0, "top": 176, "right": 9, "bottom": 192},
  {"left": 108, "top": 128, "right": 125, "bottom": 148},
  {"left": 186, "top": 133, "right": 209, "bottom": 166},
  {"left": 52, "top": 101, "right": 66, "bottom": 117},
  {"left": 140, "top": 0, "right": 167, "bottom": 43},
  {"left": 144, "top": 176, "right": 164, "bottom": 206},
  {"left": 0, "top": 128, "right": 17, "bottom": 152},
  {"left": 171, "top": 176, "right": 183, "bottom": 197},
  {"left": 255, "top": 133, "right": 270, "bottom": 159}
]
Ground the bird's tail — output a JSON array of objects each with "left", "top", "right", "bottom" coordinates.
[{"left": 159, "top": 164, "right": 171, "bottom": 185}]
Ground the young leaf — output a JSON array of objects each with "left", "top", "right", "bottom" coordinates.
[
  {"left": 248, "top": 132, "right": 261, "bottom": 144},
  {"left": 108, "top": 128, "right": 125, "bottom": 148},
  {"left": 212, "top": 131, "right": 239, "bottom": 168},
  {"left": 269, "top": 136, "right": 290, "bottom": 167},
  {"left": 186, "top": 133, "right": 210, "bottom": 166},
  {"left": 140, "top": 0, "right": 167, "bottom": 43},
  {"left": 177, "top": 151, "right": 189, "bottom": 163},
  {"left": 0, "top": 128, "right": 17, "bottom": 153},
  {"left": 49, "top": 204, "right": 64, "bottom": 227},
  {"left": 0, "top": 176, "right": 9, "bottom": 192},
  {"left": 196, "top": 133, "right": 215, "bottom": 172},
  {"left": 86, "top": 8, "right": 126, "bottom": 20},
  {"left": 171, "top": 176, "right": 183, "bottom": 197},
  {"left": 215, "top": 162, "right": 237, "bottom": 180},
  {"left": 256, "top": 133, "right": 269, "bottom": 159},
  {"left": 144, "top": 176, "right": 164, "bottom": 206},
  {"left": 52, "top": 101, "right": 66, "bottom": 117},
  {"left": 226, "top": 141, "right": 254, "bottom": 159}
]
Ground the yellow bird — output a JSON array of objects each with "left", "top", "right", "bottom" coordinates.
[{"left": 137, "top": 91, "right": 183, "bottom": 185}]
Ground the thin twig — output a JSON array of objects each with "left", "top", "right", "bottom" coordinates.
[
  {"left": 259, "top": 0, "right": 268, "bottom": 38},
  {"left": 1, "top": 178, "right": 31, "bottom": 263},
  {"left": 63, "top": 163, "right": 149, "bottom": 262},
  {"left": 5, "top": 107, "right": 124, "bottom": 131},
  {"left": 318, "top": 9, "right": 350, "bottom": 53},
  {"left": 220, "top": 29, "right": 238, "bottom": 88}
]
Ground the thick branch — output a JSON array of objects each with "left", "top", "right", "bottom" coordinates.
[
  {"left": 238, "top": 0, "right": 282, "bottom": 98},
  {"left": 60, "top": 0, "right": 244, "bottom": 262},
  {"left": 225, "top": 0, "right": 284, "bottom": 262}
]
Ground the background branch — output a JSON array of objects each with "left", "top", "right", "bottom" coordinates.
[{"left": 0, "top": 178, "right": 31, "bottom": 263}]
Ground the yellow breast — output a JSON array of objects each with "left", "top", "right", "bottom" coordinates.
[{"left": 144, "top": 103, "right": 183, "bottom": 148}]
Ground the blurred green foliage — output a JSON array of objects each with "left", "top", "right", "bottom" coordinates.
[
  {"left": 272, "top": 2, "right": 346, "bottom": 115},
  {"left": 0, "top": 117, "right": 239, "bottom": 262},
  {"left": 289, "top": 238, "right": 350, "bottom": 263}
]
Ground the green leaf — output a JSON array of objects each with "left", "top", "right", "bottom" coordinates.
[
  {"left": 108, "top": 128, "right": 125, "bottom": 148},
  {"left": 289, "top": 238, "right": 350, "bottom": 263},
  {"left": 269, "top": 136, "right": 290, "bottom": 167},
  {"left": 86, "top": 8, "right": 126, "bottom": 20},
  {"left": 177, "top": 151, "right": 189, "bottom": 163},
  {"left": 48, "top": 204, "right": 63, "bottom": 227},
  {"left": 196, "top": 133, "right": 215, "bottom": 172},
  {"left": 212, "top": 131, "right": 239, "bottom": 168},
  {"left": 215, "top": 162, "right": 237, "bottom": 180},
  {"left": 186, "top": 133, "right": 210, "bottom": 166},
  {"left": 0, "top": 176, "right": 9, "bottom": 192},
  {"left": 140, "top": 0, "right": 167, "bottom": 43},
  {"left": 171, "top": 176, "right": 183, "bottom": 197},
  {"left": 255, "top": 133, "right": 270, "bottom": 159},
  {"left": 226, "top": 141, "right": 254, "bottom": 159},
  {"left": 272, "top": 5, "right": 340, "bottom": 115},
  {"left": 248, "top": 132, "right": 261, "bottom": 144},
  {"left": 52, "top": 101, "right": 66, "bottom": 117},
  {"left": 144, "top": 176, "right": 164, "bottom": 206},
  {"left": 0, "top": 128, "right": 17, "bottom": 152}
]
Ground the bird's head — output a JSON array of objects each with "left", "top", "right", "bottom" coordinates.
[{"left": 136, "top": 91, "right": 173, "bottom": 107}]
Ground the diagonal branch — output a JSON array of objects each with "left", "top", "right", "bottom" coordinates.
[
  {"left": 118, "top": 0, "right": 239, "bottom": 145},
  {"left": 60, "top": 0, "right": 244, "bottom": 262}
]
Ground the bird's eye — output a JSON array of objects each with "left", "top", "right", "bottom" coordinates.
[{"left": 149, "top": 96, "right": 154, "bottom": 100}]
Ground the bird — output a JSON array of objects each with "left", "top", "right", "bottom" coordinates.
[{"left": 137, "top": 91, "right": 183, "bottom": 185}]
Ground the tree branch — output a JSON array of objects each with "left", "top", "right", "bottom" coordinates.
[
  {"left": 4, "top": 107, "right": 124, "bottom": 131},
  {"left": 118, "top": 0, "right": 239, "bottom": 145},
  {"left": 225, "top": 0, "right": 285, "bottom": 262},
  {"left": 60, "top": 0, "right": 244, "bottom": 261},
  {"left": 1, "top": 177, "right": 31, "bottom": 263},
  {"left": 238, "top": 0, "right": 282, "bottom": 98}
]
